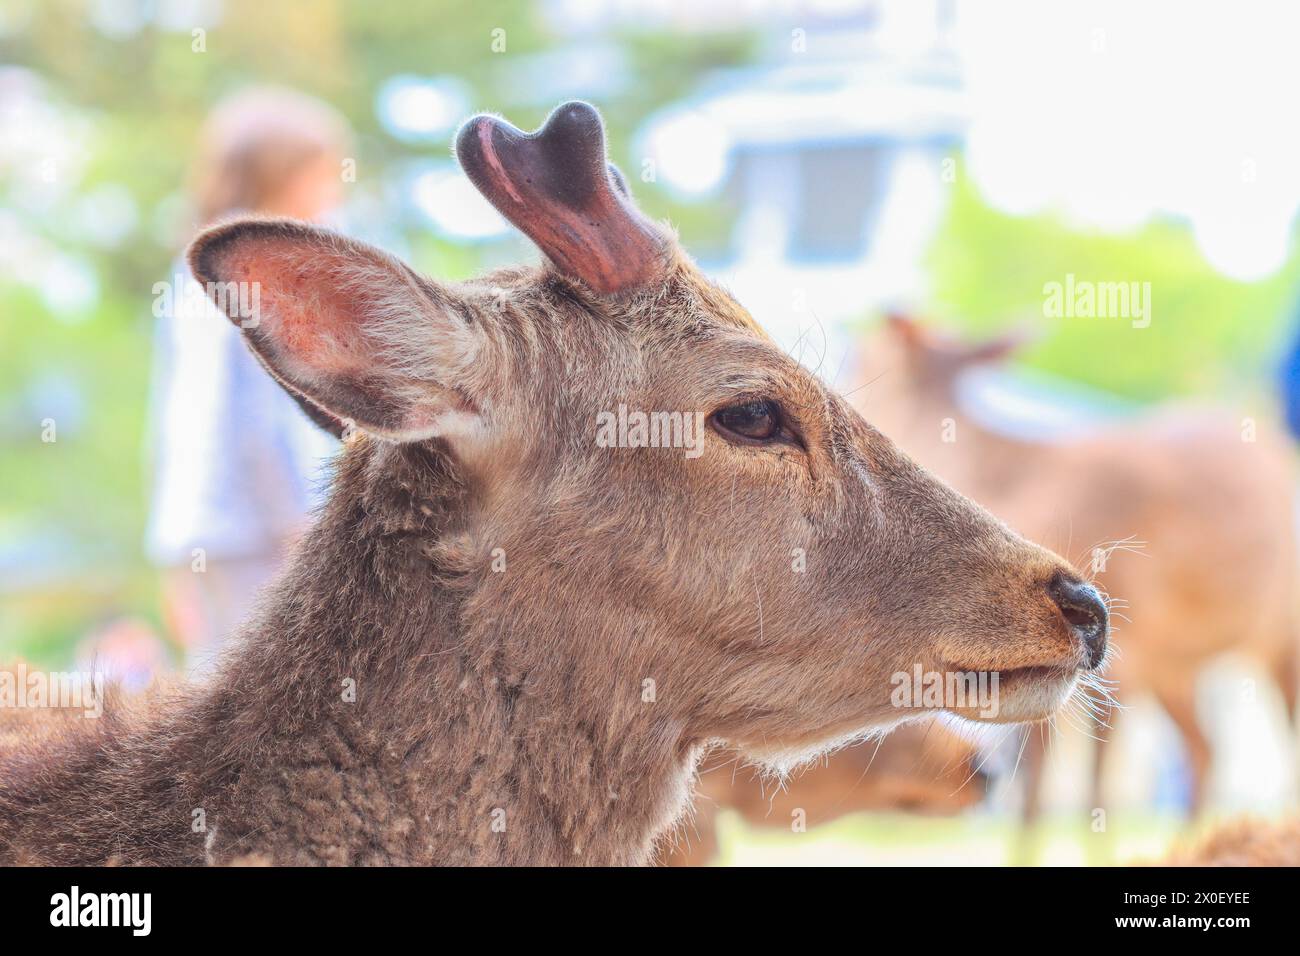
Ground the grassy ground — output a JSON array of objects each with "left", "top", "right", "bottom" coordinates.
[{"left": 711, "top": 810, "right": 1194, "bottom": 867}]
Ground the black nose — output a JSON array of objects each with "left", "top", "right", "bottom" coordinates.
[{"left": 1047, "top": 573, "right": 1109, "bottom": 668}]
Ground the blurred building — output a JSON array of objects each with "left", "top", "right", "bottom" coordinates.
[{"left": 635, "top": 4, "right": 965, "bottom": 384}]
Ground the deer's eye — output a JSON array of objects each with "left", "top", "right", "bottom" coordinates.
[{"left": 711, "top": 399, "right": 782, "bottom": 443}]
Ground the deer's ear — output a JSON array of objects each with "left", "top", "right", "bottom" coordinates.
[
  {"left": 187, "top": 218, "right": 483, "bottom": 443},
  {"left": 965, "top": 327, "right": 1035, "bottom": 365},
  {"left": 884, "top": 312, "right": 932, "bottom": 351}
]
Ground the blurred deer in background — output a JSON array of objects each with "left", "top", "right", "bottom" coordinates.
[
  {"left": 856, "top": 315, "right": 1299, "bottom": 834},
  {"left": 661, "top": 718, "right": 988, "bottom": 865}
]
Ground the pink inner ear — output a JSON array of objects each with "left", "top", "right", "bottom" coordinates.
[
  {"left": 188, "top": 218, "right": 473, "bottom": 441},
  {"left": 212, "top": 237, "right": 373, "bottom": 378}
]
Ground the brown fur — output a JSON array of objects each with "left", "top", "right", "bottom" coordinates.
[
  {"left": 1155, "top": 817, "right": 1300, "bottom": 866},
  {"left": 0, "top": 106, "right": 1104, "bottom": 867},
  {"left": 14, "top": 693, "right": 1298, "bottom": 866}
]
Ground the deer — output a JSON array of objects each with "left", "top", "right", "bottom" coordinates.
[
  {"left": 660, "top": 718, "right": 989, "bottom": 866},
  {"left": 1154, "top": 815, "right": 1300, "bottom": 865},
  {"left": 855, "top": 314, "right": 1299, "bottom": 831},
  {"left": 0, "top": 102, "right": 1110, "bottom": 866}
]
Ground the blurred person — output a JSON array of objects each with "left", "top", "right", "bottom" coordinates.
[
  {"left": 74, "top": 615, "right": 172, "bottom": 693},
  {"left": 145, "top": 87, "right": 351, "bottom": 675}
]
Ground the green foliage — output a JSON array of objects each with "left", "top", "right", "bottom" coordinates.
[{"left": 927, "top": 170, "right": 1300, "bottom": 404}]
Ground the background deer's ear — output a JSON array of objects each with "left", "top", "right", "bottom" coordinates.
[
  {"left": 884, "top": 311, "right": 932, "bottom": 351},
  {"left": 455, "top": 101, "right": 668, "bottom": 294},
  {"left": 187, "top": 217, "right": 484, "bottom": 443},
  {"left": 963, "top": 324, "right": 1037, "bottom": 365}
]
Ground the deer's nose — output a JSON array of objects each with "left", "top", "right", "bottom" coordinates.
[{"left": 1047, "top": 573, "right": 1109, "bottom": 669}]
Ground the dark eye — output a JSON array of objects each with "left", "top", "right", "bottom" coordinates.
[{"left": 711, "top": 399, "right": 782, "bottom": 443}]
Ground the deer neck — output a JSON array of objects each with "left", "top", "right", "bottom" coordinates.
[{"left": 212, "top": 439, "right": 698, "bottom": 866}]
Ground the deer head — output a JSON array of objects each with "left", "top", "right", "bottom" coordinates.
[
  {"left": 871, "top": 312, "right": 1032, "bottom": 395},
  {"left": 853, "top": 312, "right": 1042, "bottom": 487},
  {"left": 188, "top": 102, "right": 1107, "bottom": 772}
]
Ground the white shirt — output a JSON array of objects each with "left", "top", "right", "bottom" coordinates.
[{"left": 144, "top": 263, "right": 337, "bottom": 566}]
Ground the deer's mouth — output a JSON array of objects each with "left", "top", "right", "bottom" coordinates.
[
  {"left": 998, "top": 664, "right": 1081, "bottom": 723},
  {"left": 994, "top": 664, "right": 1074, "bottom": 683},
  {"left": 941, "top": 662, "right": 1081, "bottom": 724}
]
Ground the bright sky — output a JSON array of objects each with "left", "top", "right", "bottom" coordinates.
[
  {"left": 959, "top": 0, "right": 1300, "bottom": 280},
  {"left": 557, "top": 0, "right": 1300, "bottom": 282}
]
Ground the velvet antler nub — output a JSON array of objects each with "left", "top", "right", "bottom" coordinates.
[{"left": 455, "top": 101, "right": 666, "bottom": 294}]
